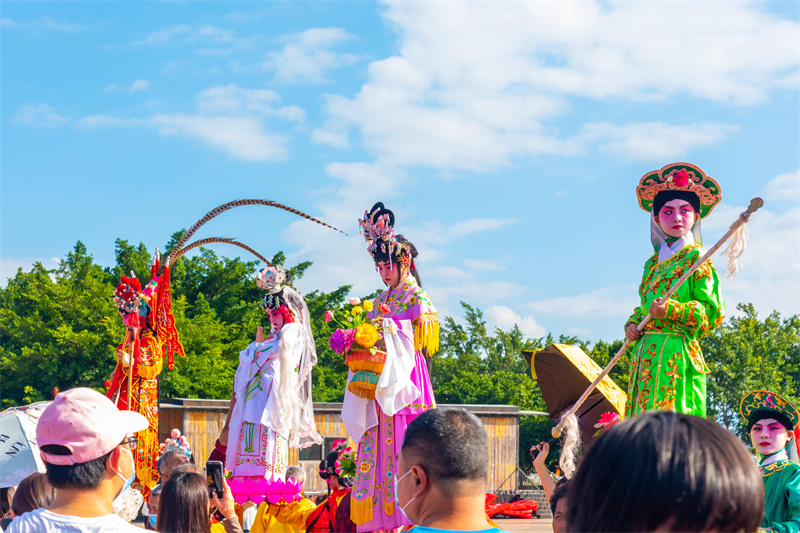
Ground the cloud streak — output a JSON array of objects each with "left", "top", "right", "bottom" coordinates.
[{"left": 73, "top": 84, "right": 303, "bottom": 161}]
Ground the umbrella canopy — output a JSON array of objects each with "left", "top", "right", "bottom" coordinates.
[
  {"left": 0, "top": 402, "right": 51, "bottom": 488},
  {"left": 523, "top": 343, "right": 627, "bottom": 446}
]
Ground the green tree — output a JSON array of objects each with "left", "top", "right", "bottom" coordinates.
[
  {"left": 0, "top": 242, "right": 120, "bottom": 406},
  {"left": 703, "top": 303, "right": 800, "bottom": 438}
]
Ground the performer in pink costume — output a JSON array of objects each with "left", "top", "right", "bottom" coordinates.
[{"left": 342, "top": 202, "right": 439, "bottom": 532}]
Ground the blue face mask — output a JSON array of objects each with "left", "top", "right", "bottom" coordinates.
[
  {"left": 393, "top": 468, "right": 416, "bottom": 519},
  {"left": 148, "top": 514, "right": 158, "bottom": 528}
]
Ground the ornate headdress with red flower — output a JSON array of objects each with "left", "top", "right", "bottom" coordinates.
[
  {"left": 323, "top": 439, "right": 355, "bottom": 479},
  {"left": 636, "top": 162, "right": 722, "bottom": 219},
  {"left": 740, "top": 389, "right": 800, "bottom": 460},
  {"left": 113, "top": 276, "right": 143, "bottom": 316},
  {"left": 358, "top": 202, "right": 411, "bottom": 268},
  {"left": 257, "top": 265, "right": 296, "bottom": 323}
]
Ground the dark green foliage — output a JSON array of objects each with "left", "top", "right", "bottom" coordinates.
[
  {"left": 703, "top": 303, "right": 800, "bottom": 439},
  {"left": 1, "top": 242, "right": 121, "bottom": 404}
]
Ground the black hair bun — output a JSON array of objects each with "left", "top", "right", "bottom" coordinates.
[{"left": 368, "top": 202, "right": 395, "bottom": 228}]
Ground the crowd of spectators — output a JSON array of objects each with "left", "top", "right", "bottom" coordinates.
[{"left": 0, "top": 386, "right": 781, "bottom": 533}]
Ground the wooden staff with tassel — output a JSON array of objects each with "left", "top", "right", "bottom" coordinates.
[{"left": 553, "top": 197, "right": 764, "bottom": 476}]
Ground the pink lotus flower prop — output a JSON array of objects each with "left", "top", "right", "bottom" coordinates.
[
  {"left": 265, "top": 478, "right": 304, "bottom": 505},
  {"left": 228, "top": 477, "right": 304, "bottom": 505}
]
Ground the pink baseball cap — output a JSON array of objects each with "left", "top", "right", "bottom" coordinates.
[{"left": 37, "top": 387, "right": 149, "bottom": 466}]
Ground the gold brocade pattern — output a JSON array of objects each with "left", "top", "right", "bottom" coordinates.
[
  {"left": 114, "top": 333, "right": 162, "bottom": 492},
  {"left": 625, "top": 243, "right": 725, "bottom": 419}
]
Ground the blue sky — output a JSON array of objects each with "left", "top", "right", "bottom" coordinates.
[{"left": 2, "top": 1, "right": 799, "bottom": 343}]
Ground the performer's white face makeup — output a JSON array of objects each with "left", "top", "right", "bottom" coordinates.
[
  {"left": 654, "top": 199, "right": 699, "bottom": 238},
  {"left": 269, "top": 309, "right": 285, "bottom": 331},
  {"left": 750, "top": 418, "right": 793, "bottom": 456},
  {"left": 376, "top": 261, "right": 401, "bottom": 288}
]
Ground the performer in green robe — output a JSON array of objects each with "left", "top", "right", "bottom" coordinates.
[
  {"left": 624, "top": 163, "right": 725, "bottom": 418},
  {"left": 741, "top": 390, "right": 800, "bottom": 533}
]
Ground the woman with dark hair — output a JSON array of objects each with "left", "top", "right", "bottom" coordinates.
[
  {"left": 340, "top": 202, "right": 439, "bottom": 531},
  {"left": 157, "top": 471, "right": 241, "bottom": 533},
  {"left": 9, "top": 473, "right": 55, "bottom": 518},
  {"left": 566, "top": 411, "right": 764, "bottom": 532},
  {"left": 625, "top": 163, "right": 725, "bottom": 417},
  {"left": 217, "top": 264, "right": 322, "bottom": 483}
]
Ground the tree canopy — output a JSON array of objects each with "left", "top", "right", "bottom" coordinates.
[{"left": 1, "top": 241, "right": 797, "bottom": 467}]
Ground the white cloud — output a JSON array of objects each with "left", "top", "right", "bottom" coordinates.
[
  {"left": 134, "top": 24, "right": 191, "bottom": 46},
  {"left": 485, "top": 304, "right": 547, "bottom": 338},
  {"left": 701, "top": 172, "right": 800, "bottom": 320},
  {"left": 13, "top": 104, "right": 69, "bottom": 128},
  {"left": 132, "top": 24, "right": 235, "bottom": 46},
  {"left": 130, "top": 80, "right": 151, "bottom": 92},
  {"left": 463, "top": 258, "right": 503, "bottom": 271},
  {"left": 579, "top": 122, "right": 738, "bottom": 162},
  {"left": 761, "top": 169, "right": 800, "bottom": 205},
  {"left": 1, "top": 257, "right": 60, "bottom": 286},
  {"left": 75, "top": 84, "right": 302, "bottom": 162},
  {"left": 151, "top": 114, "right": 289, "bottom": 161},
  {"left": 411, "top": 218, "right": 520, "bottom": 246},
  {"left": 107, "top": 80, "right": 151, "bottom": 92},
  {"left": 311, "top": 128, "right": 350, "bottom": 149},
  {"left": 525, "top": 284, "right": 639, "bottom": 320},
  {"left": 1, "top": 17, "right": 87, "bottom": 32},
  {"left": 261, "top": 27, "right": 359, "bottom": 84},
  {"left": 196, "top": 84, "right": 304, "bottom": 122},
  {"left": 314, "top": 1, "right": 797, "bottom": 170},
  {"left": 568, "top": 327, "right": 591, "bottom": 338}
]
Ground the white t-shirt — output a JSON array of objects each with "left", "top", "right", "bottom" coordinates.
[{"left": 7, "top": 508, "right": 142, "bottom": 533}]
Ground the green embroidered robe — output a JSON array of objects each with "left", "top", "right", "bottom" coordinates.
[
  {"left": 625, "top": 243, "right": 725, "bottom": 418},
  {"left": 760, "top": 458, "right": 800, "bottom": 533}
]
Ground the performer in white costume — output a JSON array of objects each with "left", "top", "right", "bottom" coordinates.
[{"left": 221, "top": 266, "right": 322, "bottom": 481}]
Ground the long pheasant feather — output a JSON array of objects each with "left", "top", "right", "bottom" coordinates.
[
  {"left": 167, "top": 199, "right": 346, "bottom": 265},
  {"left": 171, "top": 237, "right": 272, "bottom": 265}
]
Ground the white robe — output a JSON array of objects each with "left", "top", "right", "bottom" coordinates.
[{"left": 225, "top": 323, "right": 303, "bottom": 479}]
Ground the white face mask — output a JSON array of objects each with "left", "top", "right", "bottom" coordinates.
[
  {"left": 112, "top": 447, "right": 136, "bottom": 502},
  {"left": 393, "top": 468, "right": 417, "bottom": 520}
]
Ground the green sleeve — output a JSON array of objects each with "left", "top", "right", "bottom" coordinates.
[
  {"left": 626, "top": 256, "right": 656, "bottom": 330},
  {"left": 664, "top": 256, "right": 725, "bottom": 340},
  {"left": 766, "top": 468, "right": 800, "bottom": 533}
]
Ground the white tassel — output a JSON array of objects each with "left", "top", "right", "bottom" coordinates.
[
  {"left": 723, "top": 222, "right": 749, "bottom": 281},
  {"left": 559, "top": 412, "right": 581, "bottom": 479}
]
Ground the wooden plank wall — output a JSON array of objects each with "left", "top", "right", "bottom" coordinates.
[{"left": 159, "top": 400, "right": 518, "bottom": 493}]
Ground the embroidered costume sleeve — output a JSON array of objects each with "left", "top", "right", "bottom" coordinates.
[
  {"left": 267, "top": 498, "right": 317, "bottom": 530},
  {"left": 662, "top": 247, "right": 725, "bottom": 340},
  {"left": 762, "top": 461, "right": 800, "bottom": 533},
  {"left": 626, "top": 254, "right": 658, "bottom": 329},
  {"left": 371, "top": 278, "right": 439, "bottom": 356},
  {"left": 625, "top": 244, "right": 725, "bottom": 418}
]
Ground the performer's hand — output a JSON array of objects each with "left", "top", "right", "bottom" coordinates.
[
  {"left": 649, "top": 297, "right": 669, "bottom": 319},
  {"left": 625, "top": 323, "right": 642, "bottom": 341},
  {"left": 531, "top": 441, "right": 549, "bottom": 467},
  {"left": 211, "top": 477, "right": 237, "bottom": 520},
  {"left": 255, "top": 326, "right": 265, "bottom": 343}
]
